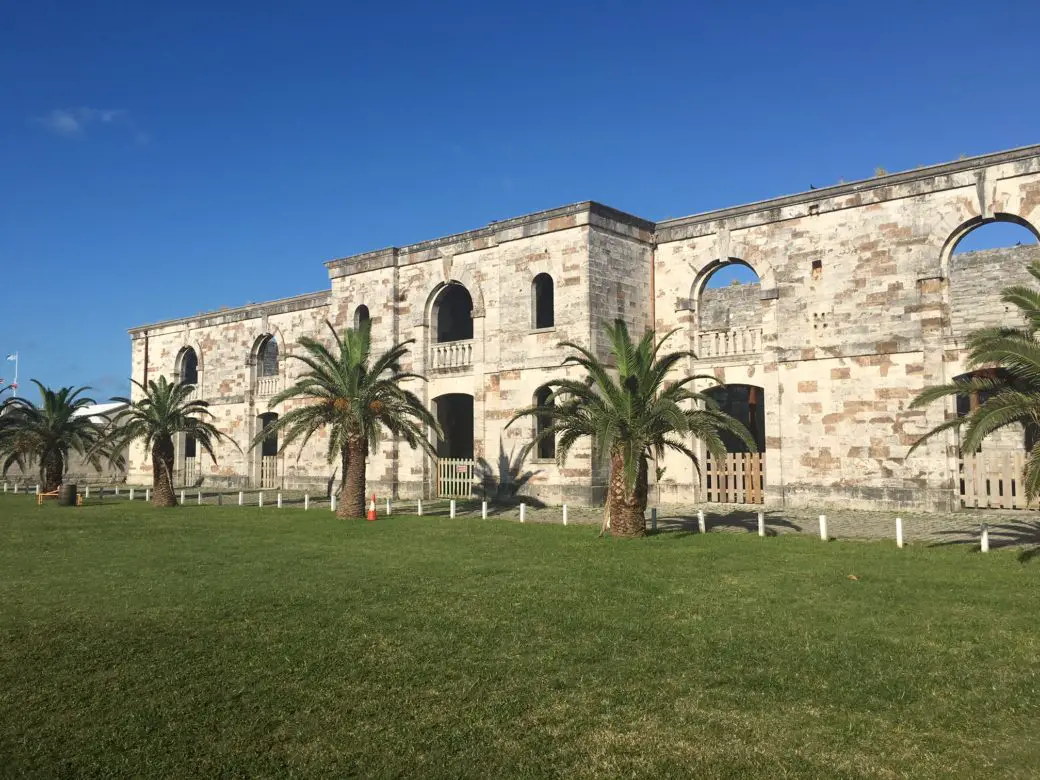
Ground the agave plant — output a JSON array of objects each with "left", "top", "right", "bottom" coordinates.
[
  {"left": 508, "top": 320, "right": 755, "bottom": 538},
  {"left": 909, "top": 260, "right": 1040, "bottom": 498}
]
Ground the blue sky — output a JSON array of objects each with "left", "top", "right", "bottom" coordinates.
[{"left": 1, "top": 0, "right": 1038, "bottom": 400}]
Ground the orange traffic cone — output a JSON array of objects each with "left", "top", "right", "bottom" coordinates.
[{"left": 367, "top": 494, "right": 377, "bottom": 521}]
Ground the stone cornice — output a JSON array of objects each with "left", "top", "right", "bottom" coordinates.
[{"left": 129, "top": 290, "right": 331, "bottom": 335}]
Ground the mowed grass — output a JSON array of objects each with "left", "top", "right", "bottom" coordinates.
[{"left": 0, "top": 497, "right": 1037, "bottom": 779}]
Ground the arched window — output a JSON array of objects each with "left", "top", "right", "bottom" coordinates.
[
  {"left": 433, "top": 284, "right": 474, "bottom": 343},
  {"left": 257, "top": 336, "right": 279, "bottom": 377},
  {"left": 178, "top": 347, "right": 199, "bottom": 386},
  {"left": 534, "top": 386, "right": 555, "bottom": 459},
  {"left": 354, "top": 305, "right": 370, "bottom": 330},
  {"left": 532, "top": 273, "right": 554, "bottom": 329}
]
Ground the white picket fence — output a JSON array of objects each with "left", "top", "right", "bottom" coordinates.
[
  {"left": 437, "top": 458, "right": 475, "bottom": 498},
  {"left": 260, "top": 456, "right": 279, "bottom": 489}
]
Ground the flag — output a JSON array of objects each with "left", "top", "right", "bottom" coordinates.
[{"left": 5, "top": 354, "right": 15, "bottom": 361}]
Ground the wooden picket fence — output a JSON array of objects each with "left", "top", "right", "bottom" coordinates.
[
  {"left": 960, "top": 452, "right": 1038, "bottom": 510},
  {"left": 437, "top": 458, "right": 475, "bottom": 498},
  {"left": 702, "top": 452, "right": 765, "bottom": 504},
  {"left": 260, "top": 456, "right": 278, "bottom": 489},
  {"left": 181, "top": 457, "right": 198, "bottom": 487}
]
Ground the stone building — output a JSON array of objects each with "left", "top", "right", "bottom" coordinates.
[{"left": 128, "top": 144, "right": 1040, "bottom": 511}]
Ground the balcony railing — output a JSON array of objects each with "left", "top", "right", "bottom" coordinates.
[
  {"left": 431, "top": 340, "right": 474, "bottom": 370},
  {"left": 696, "top": 327, "right": 763, "bottom": 359},
  {"left": 256, "top": 375, "right": 281, "bottom": 397}
]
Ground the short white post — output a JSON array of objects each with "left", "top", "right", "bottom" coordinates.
[
  {"left": 896, "top": 517, "right": 904, "bottom": 549},
  {"left": 2, "top": 482, "right": 6, "bottom": 493},
  {"left": 84, "top": 485, "right": 90, "bottom": 499},
  {"left": 13, "top": 484, "right": 18, "bottom": 494},
  {"left": 697, "top": 509, "right": 706, "bottom": 534},
  {"left": 417, "top": 498, "right": 423, "bottom": 516},
  {"left": 258, "top": 492, "right": 264, "bottom": 508},
  {"left": 304, "top": 493, "right": 309, "bottom": 511},
  {"left": 331, "top": 494, "right": 336, "bottom": 512},
  {"left": 385, "top": 498, "right": 391, "bottom": 516},
  {"left": 238, "top": 491, "right": 243, "bottom": 506},
  {"left": 650, "top": 507, "right": 657, "bottom": 532},
  {"left": 757, "top": 511, "right": 765, "bottom": 537},
  {"left": 145, "top": 488, "right": 151, "bottom": 502},
  {"left": 563, "top": 504, "right": 568, "bottom": 526},
  {"left": 449, "top": 499, "right": 456, "bottom": 519},
  {"left": 481, "top": 500, "right": 488, "bottom": 520},
  {"left": 520, "top": 502, "right": 526, "bottom": 523},
  {"left": 197, "top": 490, "right": 202, "bottom": 506},
  {"left": 129, "top": 488, "right": 135, "bottom": 501},
  {"left": 819, "top": 514, "right": 828, "bottom": 541},
  {"left": 36, "top": 484, "right": 41, "bottom": 495},
  {"left": 980, "top": 523, "right": 990, "bottom": 553},
  {"left": 180, "top": 489, "right": 185, "bottom": 504},
  {"left": 113, "top": 485, "right": 118, "bottom": 496},
  {"left": 277, "top": 492, "right": 282, "bottom": 509}
]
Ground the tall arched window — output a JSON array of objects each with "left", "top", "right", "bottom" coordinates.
[
  {"left": 532, "top": 273, "right": 554, "bottom": 329},
  {"left": 534, "top": 386, "right": 555, "bottom": 459},
  {"left": 257, "top": 336, "right": 279, "bottom": 377},
  {"left": 354, "top": 305, "right": 370, "bottom": 330},
  {"left": 178, "top": 347, "right": 199, "bottom": 385},
  {"left": 433, "top": 283, "right": 474, "bottom": 343}
]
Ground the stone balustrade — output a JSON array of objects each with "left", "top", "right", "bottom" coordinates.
[
  {"left": 431, "top": 340, "right": 474, "bottom": 370},
  {"left": 696, "top": 327, "right": 763, "bottom": 359}
]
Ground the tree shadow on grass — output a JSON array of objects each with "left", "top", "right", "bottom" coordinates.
[
  {"left": 655, "top": 509, "right": 802, "bottom": 537},
  {"left": 475, "top": 445, "right": 546, "bottom": 516},
  {"left": 930, "top": 518, "right": 1040, "bottom": 562}
]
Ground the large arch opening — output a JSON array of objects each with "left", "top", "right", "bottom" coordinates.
[
  {"left": 701, "top": 383, "right": 766, "bottom": 504},
  {"left": 256, "top": 336, "right": 279, "bottom": 377},
  {"left": 433, "top": 393, "right": 474, "bottom": 459},
  {"left": 433, "top": 284, "right": 474, "bottom": 343},
  {"left": 695, "top": 260, "right": 763, "bottom": 358}
]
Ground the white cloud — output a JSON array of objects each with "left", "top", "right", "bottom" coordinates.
[{"left": 34, "top": 107, "right": 145, "bottom": 142}]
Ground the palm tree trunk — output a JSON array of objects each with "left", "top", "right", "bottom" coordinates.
[
  {"left": 152, "top": 436, "right": 177, "bottom": 507},
  {"left": 607, "top": 451, "right": 648, "bottom": 538},
  {"left": 339, "top": 437, "right": 367, "bottom": 519},
  {"left": 41, "top": 451, "right": 64, "bottom": 493}
]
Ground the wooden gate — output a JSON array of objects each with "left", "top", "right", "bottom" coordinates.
[
  {"left": 960, "top": 452, "right": 1038, "bottom": 509},
  {"left": 437, "top": 458, "right": 475, "bottom": 498},
  {"left": 260, "top": 456, "right": 278, "bottom": 489},
  {"left": 702, "top": 452, "right": 765, "bottom": 504},
  {"left": 182, "top": 457, "right": 198, "bottom": 487}
]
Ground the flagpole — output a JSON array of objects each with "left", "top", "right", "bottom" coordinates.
[{"left": 12, "top": 353, "right": 17, "bottom": 398}]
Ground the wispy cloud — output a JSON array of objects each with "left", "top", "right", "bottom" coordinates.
[{"left": 34, "top": 107, "right": 148, "bottom": 143}]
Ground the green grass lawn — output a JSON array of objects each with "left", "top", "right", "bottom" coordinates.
[{"left": 0, "top": 496, "right": 1037, "bottom": 779}]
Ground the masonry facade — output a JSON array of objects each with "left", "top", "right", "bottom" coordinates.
[{"left": 128, "top": 144, "right": 1040, "bottom": 511}]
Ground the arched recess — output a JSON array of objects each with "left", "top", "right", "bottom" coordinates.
[
  {"left": 354, "top": 304, "right": 370, "bottom": 330},
  {"left": 430, "top": 283, "right": 474, "bottom": 343},
  {"left": 532, "top": 273, "right": 554, "bottom": 329},
  {"left": 692, "top": 259, "right": 765, "bottom": 358},
  {"left": 251, "top": 331, "right": 284, "bottom": 397},
  {"left": 940, "top": 213, "right": 1040, "bottom": 278},
  {"left": 175, "top": 346, "right": 200, "bottom": 387}
]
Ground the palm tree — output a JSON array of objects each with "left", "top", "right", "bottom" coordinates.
[
  {"left": 909, "top": 260, "right": 1040, "bottom": 499},
  {"left": 0, "top": 382, "right": 115, "bottom": 491},
  {"left": 508, "top": 320, "right": 755, "bottom": 538},
  {"left": 253, "top": 320, "right": 439, "bottom": 519},
  {"left": 104, "top": 376, "right": 232, "bottom": 507}
]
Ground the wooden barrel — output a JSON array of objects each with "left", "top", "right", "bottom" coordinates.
[{"left": 58, "top": 484, "right": 77, "bottom": 506}]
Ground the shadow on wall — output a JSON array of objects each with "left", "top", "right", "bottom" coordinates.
[{"left": 475, "top": 444, "right": 546, "bottom": 510}]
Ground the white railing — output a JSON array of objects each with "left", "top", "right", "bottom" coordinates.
[
  {"left": 260, "top": 456, "right": 278, "bottom": 488},
  {"left": 184, "top": 386, "right": 198, "bottom": 403},
  {"left": 256, "top": 376, "right": 281, "bottom": 397},
  {"left": 697, "top": 327, "right": 763, "bottom": 359},
  {"left": 431, "top": 340, "right": 474, "bottom": 370},
  {"left": 437, "top": 458, "right": 475, "bottom": 498}
]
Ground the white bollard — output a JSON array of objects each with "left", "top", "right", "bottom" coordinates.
[
  {"left": 13, "top": 483, "right": 19, "bottom": 494},
  {"left": 417, "top": 498, "right": 423, "bottom": 516},
  {"left": 697, "top": 509, "right": 706, "bottom": 534},
  {"left": 482, "top": 500, "right": 488, "bottom": 520},
  {"left": 238, "top": 491, "right": 244, "bottom": 506},
  {"left": 145, "top": 488, "right": 150, "bottom": 502},
  {"left": 113, "top": 485, "right": 118, "bottom": 496},
  {"left": 85, "top": 485, "right": 90, "bottom": 499},
  {"left": 36, "top": 484, "right": 41, "bottom": 495},
  {"left": 980, "top": 523, "right": 990, "bottom": 553},
  {"left": 896, "top": 517, "right": 904, "bottom": 549},
  {"left": 304, "top": 493, "right": 309, "bottom": 511},
  {"left": 819, "top": 514, "right": 828, "bottom": 541},
  {"left": 2, "top": 482, "right": 6, "bottom": 493},
  {"left": 651, "top": 507, "right": 657, "bottom": 532},
  {"left": 758, "top": 511, "right": 765, "bottom": 537},
  {"left": 520, "top": 502, "right": 526, "bottom": 523},
  {"left": 385, "top": 498, "right": 391, "bottom": 516},
  {"left": 129, "top": 488, "right": 135, "bottom": 501},
  {"left": 180, "top": 489, "right": 185, "bottom": 504},
  {"left": 197, "top": 490, "right": 202, "bottom": 506},
  {"left": 277, "top": 492, "right": 282, "bottom": 509},
  {"left": 563, "top": 504, "right": 568, "bottom": 526},
  {"left": 331, "top": 494, "right": 336, "bottom": 512},
  {"left": 258, "top": 492, "right": 264, "bottom": 508},
  {"left": 450, "top": 499, "right": 456, "bottom": 519}
]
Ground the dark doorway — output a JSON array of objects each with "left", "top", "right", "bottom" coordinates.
[
  {"left": 532, "top": 274, "right": 554, "bottom": 329},
  {"left": 434, "top": 393, "right": 474, "bottom": 459},
  {"left": 534, "top": 386, "right": 555, "bottom": 459},
  {"left": 703, "top": 384, "right": 766, "bottom": 453},
  {"left": 259, "top": 412, "right": 279, "bottom": 457},
  {"left": 435, "top": 284, "right": 474, "bottom": 343}
]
